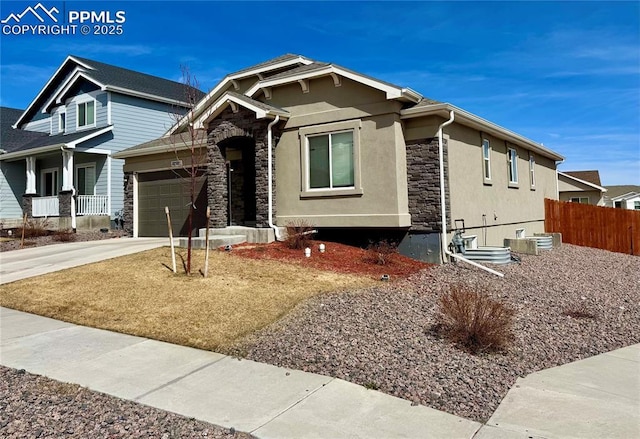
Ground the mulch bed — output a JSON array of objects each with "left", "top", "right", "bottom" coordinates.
[{"left": 230, "top": 240, "right": 432, "bottom": 278}]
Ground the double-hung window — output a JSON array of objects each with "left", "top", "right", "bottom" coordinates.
[
  {"left": 508, "top": 147, "right": 518, "bottom": 185},
  {"left": 58, "top": 111, "right": 66, "bottom": 133},
  {"left": 77, "top": 100, "right": 95, "bottom": 128},
  {"left": 482, "top": 139, "right": 491, "bottom": 183},
  {"left": 570, "top": 197, "right": 589, "bottom": 204},
  {"left": 308, "top": 131, "right": 354, "bottom": 189}
]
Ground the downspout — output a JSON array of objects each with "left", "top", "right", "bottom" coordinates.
[
  {"left": 267, "top": 115, "right": 281, "bottom": 240},
  {"left": 437, "top": 111, "right": 504, "bottom": 277}
]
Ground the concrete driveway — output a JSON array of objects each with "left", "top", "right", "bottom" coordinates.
[{"left": 0, "top": 238, "right": 168, "bottom": 285}]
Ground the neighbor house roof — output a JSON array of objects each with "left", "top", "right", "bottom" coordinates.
[
  {"left": 558, "top": 171, "right": 607, "bottom": 192},
  {"left": 0, "top": 107, "right": 48, "bottom": 153},
  {"left": 605, "top": 185, "right": 640, "bottom": 200},
  {"left": 15, "top": 55, "right": 204, "bottom": 128},
  {"left": 563, "top": 170, "right": 602, "bottom": 187}
]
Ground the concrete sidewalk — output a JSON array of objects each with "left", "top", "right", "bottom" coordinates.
[
  {"left": 0, "top": 307, "right": 482, "bottom": 438},
  {"left": 0, "top": 237, "right": 168, "bottom": 284}
]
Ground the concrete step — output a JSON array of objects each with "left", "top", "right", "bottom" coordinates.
[
  {"left": 177, "top": 234, "right": 246, "bottom": 249},
  {"left": 197, "top": 226, "right": 274, "bottom": 244}
]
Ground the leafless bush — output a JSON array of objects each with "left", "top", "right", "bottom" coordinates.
[
  {"left": 436, "top": 285, "right": 515, "bottom": 354},
  {"left": 285, "top": 220, "right": 315, "bottom": 250},
  {"left": 20, "top": 218, "right": 51, "bottom": 238},
  {"left": 364, "top": 240, "right": 398, "bottom": 265}
]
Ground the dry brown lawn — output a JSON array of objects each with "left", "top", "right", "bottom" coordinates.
[{"left": 0, "top": 247, "right": 375, "bottom": 352}]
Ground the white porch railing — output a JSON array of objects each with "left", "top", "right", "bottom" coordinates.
[
  {"left": 32, "top": 196, "right": 59, "bottom": 217},
  {"left": 77, "top": 195, "right": 109, "bottom": 216}
]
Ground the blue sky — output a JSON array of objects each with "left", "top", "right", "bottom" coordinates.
[{"left": 1, "top": 1, "right": 638, "bottom": 185}]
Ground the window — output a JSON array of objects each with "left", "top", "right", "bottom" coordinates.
[
  {"left": 76, "top": 164, "right": 96, "bottom": 195},
  {"left": 77, "top": 100, "right": 95, "bottom": 128},
  {"left": 508, "top": 148, "right": 518, "bottom": 185},
  {"left": 59, "top": 111, "right": 66, "bottom": 133},
  {"left": 614, "top": 201, "right": 623, "bottom": 208},
  {"left": 570, "top": 197, "right": 589, "bottom": 204},
  {"left": 634, "top": 201, "right": 640, "bottom": 210},
  {"left": 308, "top": 131, "right": 354, "bottom": 189},
  {"left": 482, "top": 139, "right": 491, "bottom": 182},
  {"left": 529, "top": 153, "right": 535, "bottom": 189},
  {"left": 299, "top": 119, "right": 362, "bottom": 197},
  {"left": 41, "top": 168, "right": 59, "bottom": 196}
]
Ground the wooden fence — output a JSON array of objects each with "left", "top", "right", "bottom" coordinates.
[{"left": 545, "top": 198, "right": 640, "bottom": 255}]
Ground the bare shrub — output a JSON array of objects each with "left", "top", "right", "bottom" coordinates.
[
  {"left": 53, "top": 229, "right": 76, "bottom": 242},
  {"left": 21, "top": 218, "right": 51, "bottom": 239},
  {"left": 285, "top": 220, "right": 315, "bottom": 250},
  {"left": 364, "top": 240, "right": 398, "bottom": 265},
  {"left": 437, "top": 285, "right": 515, "bottom": 354}
]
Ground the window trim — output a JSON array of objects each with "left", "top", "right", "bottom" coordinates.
[
  {"left": 41, "top": 167, "right": 60, "bottom": 196},
  {"left": 76, "top": 98, "right": 96, "bottom": 130},
  {"left": 75, "top": 162, "right": 97, "bottom": 196},
  {"left": 529, "top": 152, "right": 535, "bottom": 190},
  {"left": 508, "top": 147, "right": 519, "bottom": 187},
  {"left": 299, "top": 119, "right": 363, "bottom": 198},
  {"left": 58, "top": 109, "right": 66, "bottom": 133},
  {"left": 482, "top": 138, "right": 492, "bottom": 184}
]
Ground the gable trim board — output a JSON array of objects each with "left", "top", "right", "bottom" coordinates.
[
  {"left": 558, "top": 171, "right": 607, "bottom": 192},
  {"left": 193, "top": 91, "right": 290, "bottom": 129}
]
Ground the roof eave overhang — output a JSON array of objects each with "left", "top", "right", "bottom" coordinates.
[
  {"left": 611, "top": 192, "right": 640, "bottom": 201},
  {"left": 557, "top": 172, "right": 607, "bottom": 192},
  {"left": 13, "top": 55, "right": 95, "bottom": 128},
  {"left": 401, "top": 103, "right": 565, "bottom": 161},
  {"left": 42, "top": 69, "right": 102, "bottom": 112},
  {"left": 0, "top": 125, "right": 113, "bottom": 161},
  {"left": 245, "top": 65, "right": 422, "bottom": 103},
  {"left": 104, "top": 85, "right": 193, "bottom": 107},
  {"left": 192, "top": 92, "right": 289, "bottom": 130},
  {"left": 168, "top": 56, "right": 313, "bottom": 136},
  {"left": 113, "top": 138, "right": 208, "bottom": 159}
]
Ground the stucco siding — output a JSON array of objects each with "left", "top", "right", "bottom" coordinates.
[{"left": 446, "top": 122, "right": 557, "bottom": 246}]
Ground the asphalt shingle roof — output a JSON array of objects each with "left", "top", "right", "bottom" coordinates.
[
  {"left": 564, "top": 170, "right": 603, "bottom": 187},
  {"left": 1, "top": 107, "right": 48, "bottom": 153},
  {"left": 225, "top": 91, "right": 289, "bottom": 114},
  {"left": 605, "top": 185, "right": 640, "bottom": 199},
  {"left": 228, "top": 54, "right": 306, "bottom": 77},
  {"left": 72, "top": 56, "right": 205, "bottom": 103}
]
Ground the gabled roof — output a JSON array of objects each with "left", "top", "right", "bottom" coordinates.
[
  {"left": 558, "top": 171, "right": 607, "bottom": 192},
  {"left": 244, "top": 61, "right": 422, "bottom": 102},
  {"left": 15, "top": 55, "right": 204, "bottom": 128},
  {"left": 605, "top": 185, "right": 640, "bottom": 200},
  {"left": 0, "top": 107, "right": 48, "bottom": 153},
  {"left": 193, "top": 91, "right": 289, "bottom": 129},
  {"left": 0, "top": 124, "right": 113, "bottom": 160},
  {"left": 563, "top": 170, "right": 602, "bottom": 187},
  {"left": 170, "top": 54, "right": 313, "bottom": 135}
]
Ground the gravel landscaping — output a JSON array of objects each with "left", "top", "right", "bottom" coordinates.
[
  {"left": 0, "top": 366, "right": 254, "bottom": 438},
  {"left": 237, "top": 244, "right": 640, "bottom": 422}
]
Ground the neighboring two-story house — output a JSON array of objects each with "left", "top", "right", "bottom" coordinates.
[
  {"left": 115, "top": 54, "right": 564, "bottom": 263},
  {"left": 0, "top": 55, "right": 202, "bottom": 230}
]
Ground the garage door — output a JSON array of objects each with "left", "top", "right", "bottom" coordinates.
[{"left": 138, "top": 170, "right": 207, "bottom": 237}]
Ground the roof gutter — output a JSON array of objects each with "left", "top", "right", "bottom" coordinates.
[{"left": 401, "top": 103, "right": 564, "bottom": 162}]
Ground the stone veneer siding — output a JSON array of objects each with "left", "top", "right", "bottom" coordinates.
[
  {"left": 206, "top": 107, "right": 281, "bottom": 228},
  {"left": 21, "top": 194, "right": 37, "bottom": 218},
  {"left": 123, "top": 172, "right": 134, "bottom": 236},
  {"left": 405, "top": 137, "right": 451, "bottom": 232},
  {"left": 58, "top": 191, "right": 73, "bottom": 218}
]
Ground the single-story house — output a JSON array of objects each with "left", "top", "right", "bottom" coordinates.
[
  {"left": 605, "top": 185, "right": 640, "bottom": 210},
  {"left": 0, "top": 55, "right": 203, "bottom": 229},
  {"left": 114, "top": 54, "right": 565, "bottom": 263},
  {"left": 558, "top": 170, "right": 607, "bottom": 205}
]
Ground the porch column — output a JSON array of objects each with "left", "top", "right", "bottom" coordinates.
[
  {"left": 61, "top": 149, "right": 74, "bottom": 191},
  {"left": 25, "top": 156, "right": 37, "bottom": 194}
]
